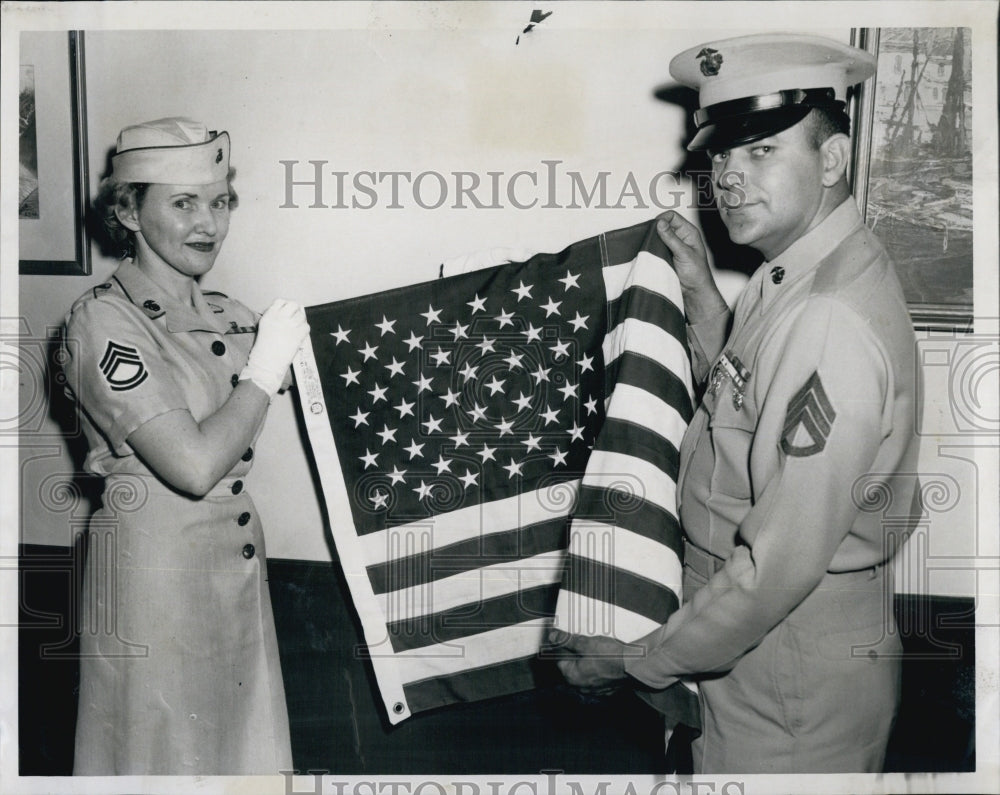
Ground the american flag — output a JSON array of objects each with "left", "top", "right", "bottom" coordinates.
[{"left": 294, "top": 219, "right": 694, "bottom": 724}]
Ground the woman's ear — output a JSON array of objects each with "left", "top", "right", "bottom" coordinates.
[
  {"left": 820, "top": 133, "right": 851, "bottom": 188},
  {"left": 115, "top": 198, "right": 142, "bottom": 233}
]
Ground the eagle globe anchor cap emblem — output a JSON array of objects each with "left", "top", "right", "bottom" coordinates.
[{"left": 697, "top": 47, "right": 723, "bottom": 77}]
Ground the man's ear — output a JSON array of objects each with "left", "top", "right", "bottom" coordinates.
[
  {"left": 820, "top": 133, "right": 851, "bottom": 187},
  {"left": 115, "top": 200, "right": 141, "bottom": 233}
]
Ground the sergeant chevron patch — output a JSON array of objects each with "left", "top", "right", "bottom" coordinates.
[
  {"left": 780, "top": 371, "right": 836, "bottom": 457},
  {"left": 99, "top": 341, "right": 148, "bottom": 391}
]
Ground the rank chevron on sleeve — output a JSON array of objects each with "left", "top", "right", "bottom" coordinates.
[
  {"left": 99, "top": 340, "right": 149, "bottom": 391},
  {"left": 780, "top": 370, "right": 836, "bottom": 457}
]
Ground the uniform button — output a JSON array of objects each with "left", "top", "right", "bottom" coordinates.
[
  {"left": 242, "top": 543, "right": 256, "bottom": 559},
  {"left": 143, "top": 299, "right": 161, "bottom": 312},
  {"left": 211, "top": 340, "right": 227, "bottom": 356},
  {"left": 241, "top": 447, "right": 254, "bottom": 462},
  {"left": 231, "top": 480, "right": 243, "bottom": 495},
  {"left": 770, "top": 266, "right": 785, "bottom": 284},
  {"left": 231, "top": 373, "right": 240, "bottom": 388},
  {"left": 237, "top": 511, "right": 251, "bottom": 526}
]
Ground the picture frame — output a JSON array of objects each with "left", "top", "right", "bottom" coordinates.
[
  {"left": 18, "top": 30, "right": 90, "bottom": 276},
  {"left": 850, "top": 27, "right": 974, "bottom": 333}
]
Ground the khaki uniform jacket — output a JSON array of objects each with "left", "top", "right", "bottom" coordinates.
[
  {"left": 64, "top": 262, "right": 292, "bottom": 775},
  {"left": 626, "top": 200, "right": 921, "bottom": 771}
]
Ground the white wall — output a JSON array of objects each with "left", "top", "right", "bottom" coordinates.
[{"left": 11, "top": 11, "right": 996, "bottom": 598}]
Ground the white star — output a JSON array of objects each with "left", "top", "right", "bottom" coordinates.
[
  {"left": 541, "top": 296, "right": 562, "bottom": 317},
  {"left": 459, "top": 469, "right": 479, "bottom": 489},
  {"left": 368, "top": 383, "right": 389, "bottom": 403},
  {"left": 341, "top": 366, "right": 361, "bottom": 386},
  {"left": 475, "top": 336, "right": 496, "bottom": 356},
  {"left": 550, "top": 340, "right": 571, "bottom": 359},
  {"left": 512, "top": 392, "right": 533, "bottom": 412},
  {"left": 350, "top": 407, "right": 370, "bottom": 427},
  {"left": 459, "top": 362, "right": 479, "bottom": 382},
  {"left": 394, "top": 397, "right": 415, "bottom": 418},
  {"left": 440, "top": 388, "right": 461, "bottom": 408},
  {"left": 467, "top": 404, "right": 488, "bottom": 423},
  {"left": 559, "top": 270, "right": 581, "bottom": 291},
  {"left": 484, "top": 375, "right": 506, "bottom": 396},
  {"left": 522, "top": 434, "right": 542, "bottom": 452},
  {"left": 467, "top": 294, "right": 488, "bottom": 313},
  {"left": 413, "top": 480, "right": 434, "bottom": 500},
  {"left": 531, "top": 365, "right": 551, "bottom": 384},
  {"left": 496, "top": 308, "right": 516, "bottom": 329},
  {"left": 422, "top": 414, "right": 444, "bottom": 434},
  {"left": 477, "top": 443, "right": 497, "bottom": 462},
  {"left": 503, "top": 458, "right": 524, "bottom": 478},
  {"left": 431, "top": 347, "right": 452, "bottom": 366},
  {"left": 495, "top": 416, "right": 515, "bottom": 436},
  {"left": 450, "top": 430, "right": 470, "bottom": 448},
  {"left": 388, "top": 466, "right": 407, "bottom": 485},
  {"left": 451, "top": 321, "right": 469, "bottom": 341},
  {"left": 358, "top": 342, "right": 379, "bottom": 362},
  {"left": 404, "top": 440, "right": 425, "bottom": 459},
  {"left": 412, "top": 373, "right": 434, "bottom": 393},
  {"left": 371, "top": 489, "right": 390, "bottom": 510},
  {"left": 523, "top": 323, "right": 542, "bottom": 343},
  {"left": 504, "top": 350, "right": 525, "bottom": 370},
  {"left": 577, "top": 354, "right": 595, "bottom": 373},
  {"left": 584, "top": 396, "right": 598, "bottom": 415},
  {"left": 569, "top": 312, "right": 590, "bottom": 332},
  {"left": 330, "top": 325, "right": 351, "bottom": 344},
  {"left": 404, "top": 331, "right": 424, "bottom": 351},
  {"left": 376, "top": 425, "right": 397, "bottom": 445},
  {"left": 558, "top": 381, "right": 578, "bottom": 401},
  {"left": 421, "top": 305, "right": 443, "bottom": 325},
  {"left": 511, "top": 281, "right": 533, "bottom": 301},
  {"left": 385, "top": 357, "right": 406, "bottom": 378},
  {"left": 433, "top": 454, "right": 454, "bottom": 475},
  {"left": 541, "top": 406, "right": 560, "bottom": 425},
  {"left": 359, "top": 449, "right": 379, "bottom": 469},
  {"left": 376, "top": 315, "right": 396, "bottom": 336},
  {"left": 568, "top": 422, "right": 585, "bottom": 442},
  {"left": 549, "top": 448, "right": 568, "bottom": 467}
]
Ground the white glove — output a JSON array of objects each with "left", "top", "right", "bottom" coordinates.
[{"left": 239, "top": 299, "right": 310, "bottom": 397}]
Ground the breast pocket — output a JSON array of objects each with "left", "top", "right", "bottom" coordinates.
[{"left": 707, "top": 391, "right": 757, "bottom": 501}]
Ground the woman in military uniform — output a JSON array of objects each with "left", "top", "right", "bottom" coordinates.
[{"left": 64, "top": 117, "right": 309, "bottom": 775}]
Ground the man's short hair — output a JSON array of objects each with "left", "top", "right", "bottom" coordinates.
[{"left": 803, "top": 106, "right": 851, "bottom": 149}]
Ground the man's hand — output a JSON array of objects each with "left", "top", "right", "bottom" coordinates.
[
  {"left": 656, "top": 211, "right": 728, "bottom": 324},
  {"left": 545, "top": 629, "right": 632, "bottom": 695}
]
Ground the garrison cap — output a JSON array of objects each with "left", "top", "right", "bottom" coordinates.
[
  {"left": 111, "top": 117, "right": 230, "bottom": 184},
  {"left": 669, "top": 33, "right": 876, "bottom": 152}
]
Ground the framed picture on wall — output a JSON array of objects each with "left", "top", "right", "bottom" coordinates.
[
  {"left": 850, "top": 27, "right": 973, "bottom": 332},
  {"left": 18, "top": 30, "right": 90, "bottom": 276}
]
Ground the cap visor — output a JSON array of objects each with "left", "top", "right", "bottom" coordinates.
[{"left": 687, "top": 105, "right": 812, "bottom": 152}]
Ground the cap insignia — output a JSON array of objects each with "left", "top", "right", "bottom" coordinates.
[
  {"left": 697, "top": 47, "right": 723, "bottom": 77},
  {"left": 216, "top": 147, "right": 223, "bottom": 163}
]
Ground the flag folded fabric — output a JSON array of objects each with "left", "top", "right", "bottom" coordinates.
[{"left": 294, "top": 219, "right": 695, "bottom": 724}]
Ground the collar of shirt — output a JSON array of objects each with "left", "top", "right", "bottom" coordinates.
[
  {"left": 758, "top": 197, "right": 864, "bottom": 313},
  {"left": 111, "top": 261, "right": 230, "bottom": 335}
]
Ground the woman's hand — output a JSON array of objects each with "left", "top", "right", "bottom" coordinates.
[
  {"left": 656, "top": 211, "right": 728, "bottom": 324},
  {"left": 240, "top": 299, "right": 310, "bottom": 397}
]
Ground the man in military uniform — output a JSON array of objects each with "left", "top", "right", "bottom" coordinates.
[{"left": 549, "top": 33, "right": 922, "bottom": 773}]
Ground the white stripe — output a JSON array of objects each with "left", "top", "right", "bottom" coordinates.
[
  {"left": 605, "top": 383, "right": 688, "bottom": 450},
  {"left": 565, "top": 521, "right": 683, "bottom": 592},
  {"left": 552, "top": 592, "right": 662, "bottom": 642},
  {"left": 581, "top": 451, "right": 678, "bottom": 518},
  {"left": 359, "top": 480, "right": 581, "bottom": 565},
  {"left": 602, "top": 250, "right": 683, "bottom": 309},
  {"left": 603, "top": 317, "right": 692, "bottom": 401},
  {"left": 375, "top": 550, "right": 566, "bottom": 622},
  {"left": 393, "top": 621, "right": 552, "bottom": 682}
]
